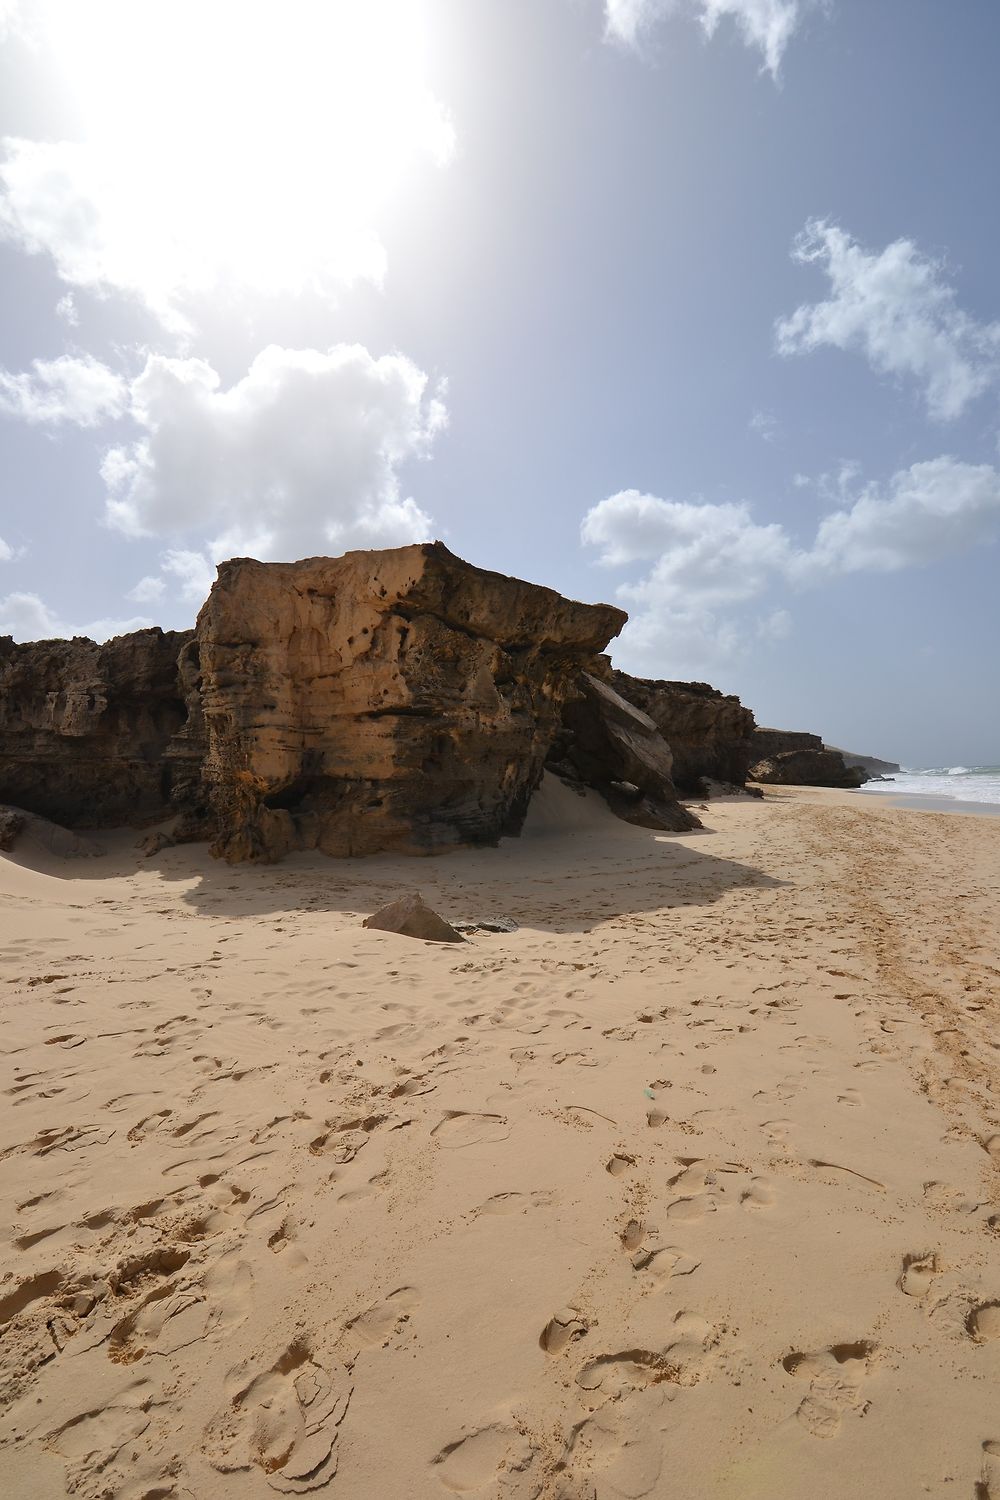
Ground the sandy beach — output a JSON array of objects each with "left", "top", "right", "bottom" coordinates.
[{"left": 2, "top": 780, "right": 999, "bottom": 1499}]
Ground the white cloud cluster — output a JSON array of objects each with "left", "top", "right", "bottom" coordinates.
[
  {"left": 101, "top": 343, "right": 445, "bottom": 597},
  {"left": 0, "top": 1, "right": 455, "bottom": 332},
  {"left": 583, "top": 490, "right": 792, "bottom": 602},
  {"left": 804, "top": 458, "right": 1000, "bottom": 575},
  {"left": 0, "top": 352, "right": 126, "bottom": 426},
  {"left": 583, "top": 458, "right": 1000, "bottom": 673},
  {"left": 605, "top": 0, "right": 806, "bottom": 75},
  {"left": 0, "top": 589, "right": 151, "bottom": 642},
  {"left": 776, "top": 220, "right": 1000, "bottom": 420},
  {"left": 0, "top": 536, "right": 11, "bottom": 561}
]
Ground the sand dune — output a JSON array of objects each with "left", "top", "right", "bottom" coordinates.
[{"left": 1, "top": 778, "right": 999, "bottom": 1498}]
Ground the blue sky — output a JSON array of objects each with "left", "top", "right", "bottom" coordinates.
[{"left": 1, "top": 0, "right": 998, "bottom": 764}]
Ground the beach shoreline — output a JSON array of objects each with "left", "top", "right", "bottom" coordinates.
[{"left": 2, "top": 778, "right": 999, "bottom": 1499}]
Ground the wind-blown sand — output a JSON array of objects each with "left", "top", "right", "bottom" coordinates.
[{"left": 2, "top": 777, "right": 999, "bottom": 1499}]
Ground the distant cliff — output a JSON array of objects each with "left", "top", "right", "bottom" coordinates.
[{"left": 826, "top": 746, "right": 900, "bottom": 775}]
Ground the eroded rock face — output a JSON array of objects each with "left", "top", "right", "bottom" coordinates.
[
  {"left": 612, "top": 675, "right": 756, "bottom": 792},
  {"left": 749, "top": 748, "right": 867, "bottom": 789},
  {"left": 193, "top": 544, "right": 627, "bottom": 861},
  {"left": 547, "top": 673, "right": 700, "bottom": 832},
  {"left": 0, "top": 630, "right": 193, "bottom": 828}
]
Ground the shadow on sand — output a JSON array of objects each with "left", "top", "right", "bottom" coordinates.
[{"left": 3, "top": 779, "right": 787, "bottom": 935}]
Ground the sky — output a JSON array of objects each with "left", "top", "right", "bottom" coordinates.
[{"left": 1, "top": 0, "right": 998, "bottom": 766}]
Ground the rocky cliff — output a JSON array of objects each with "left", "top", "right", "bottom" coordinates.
[
  {"left": 192, "top": 544, "right": 627, "bottom": 860},
  {"left": 612, "top": 674, "right": 756, "bottom": 791},
  {"left": 0, "top": 628, "right": 193, "bottom": 828},
  {"left": 750, "top": 727, "right": 823, "bottom": 761},
  {"left": 546, "top": 672, "right": 700, "bottom": 831}
]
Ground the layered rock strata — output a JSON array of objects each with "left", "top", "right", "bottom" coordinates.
[
  {"left": 192, "top": 544, "right": 627, "bottom": 861},
  {"left": 546, "top": 673, "right": 700, "bottom": 832},
  {"left": 0, "top": 629, "right": 193, "bottom": 828},
  {"left": 613, "top": 674, "right": 756, "bottom": 791}
]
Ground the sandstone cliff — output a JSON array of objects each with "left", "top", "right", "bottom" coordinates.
[
  {"left": 192, "top": 544, "right": 627, "bottom": 860},
  {"left": 0, "top": 629, "right": 193, "bottom": 828},
  {"left": 612, "top": 674, "right": 756, "bottom": 791}
]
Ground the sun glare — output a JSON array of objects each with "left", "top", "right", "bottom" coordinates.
[{"left": 16, "top": 0, "right": 454, "bottom": 322}]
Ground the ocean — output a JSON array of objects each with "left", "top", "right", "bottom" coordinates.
[{"left": 858, "top": 765, "right": 1000, "bottom": 807}]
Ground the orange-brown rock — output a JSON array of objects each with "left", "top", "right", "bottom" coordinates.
[{"left": 192, "top": 543, "right": 627, "bottom": 861}]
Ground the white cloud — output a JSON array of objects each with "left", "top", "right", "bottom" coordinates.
[
  {"left": 776, "top": 220, "right": 1000, "bottom": 420},
  {"left": 0, "top": 1, "right": 454, "bottom": 331},
  {"left": 0, "top": 352, "right": 127, "bottom": 426},
  {"left": 583, "top": 490, "right": 792, "bottom": 603},
  {"left": 583, "top": 456, "right": 1000, "bottom": 672},
  {"left": 749, "top": 408, "right": 777, "bottom": 442},
  {"left": 0, "top": 536, "right": 12, "bottom": 561},
  {"left": 605, "top": 0, "right": 806, "bottom": 75},
  {"left": 0, "top": 589, "right": 150, "bottom": 641},
  {"left": 102, "top": 343, "right": 445, "bottom": 569},
  {"left": 55, "top": 291, "right": 78, "bottom": 325},
  {"left": 126, "top": 574, "right": 166, "bottom": 604},
  {"left": 161, "top": 550, "right": 216, "bottom": 604},
  {"left": 802, "top": 457, "right": 1000, "bottom": 575}
]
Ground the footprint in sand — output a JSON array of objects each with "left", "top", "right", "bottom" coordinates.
[
  {"left": 346, "top": 1286, "right": 420, "bottom": 1347},
  {"left": 472, "top": 1190, "right": 555, "bottom": 1218},
  {"left": 577, "top": 1313, "right": 716, "bottom": 1394},
  {"left": 431, "top": 1424, "right": 534, "bottom": 1493},
  {"left": 740, "top": 1177, "right": 777, "bottom": 1211},
  {"left": 204, "top": 1338, "right": 351, "bottom": 1493},
  {"left": 45, "top": 1379, "right": 171, "bottom": 1495},
  {"left": 606, "top": 1152, "right": 636, "bottom": 1177},
  {"left": 966, "top": 1302, "right": 1000, "bottom": 1343},
  {"left": 432, "top": 1111, "right": 510, "bottom": 1149},
  {"left": 978, "top": 1440, "right": 1000, "bottom": 1500},
  {"left": 897, "top": 1252, "right": 938, "bottom": 1299},
  {"left": 559, "top": 1386, "right": 671, "bottom": 1500},
  {"left": 781, "top": 1340, "right": 877, "bottom": 1438},
  {"left": 539, "top": 1306, "right": 589, "bottom": 1355}
]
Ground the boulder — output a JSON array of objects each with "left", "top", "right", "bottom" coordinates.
[
  {"left": 748, "top": 748, "right": 868, "bottom": 789},
  {"left": 548, "top": 673, "right": 700, "bottom": 832},
  {"left": 191, "top": 543, "right": 627, "bottom": 861},
  {"left": 363, "top": 893, "right": 466, "bottom": 943},
  {"left": 0, "top": 628, "right": 192, "bottom": 829},
  {"left": 612, "top": 674, "right": 757, "bottom": 791},
  {"left": 0, "top": 806, "right": 25, "bottom": 850},
  {"left": 0, "top": 804, "right": 105, "bottom": 857}
]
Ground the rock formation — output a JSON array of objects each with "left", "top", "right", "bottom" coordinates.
[
  {"left": 750, "top": 727, "right": 823, "bottom": 762},
  {"left": 748, "top": 748, "right": 867, "bottom": 789},
  {"left": 612, "top": 674, "right": 756, "bottom": 791},
  {"left": 0, "top": 804, "right": 106, "bottom": 857},
  {"left": 0, "top": 629, "right": 193, "bottom": 828},
  {"left": 191, "top": 544, "right": 627, "bottom": 861},
  {"left": 546, "top": 673, "right": 700, "bottom": 832}
]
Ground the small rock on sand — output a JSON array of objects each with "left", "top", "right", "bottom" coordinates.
[{"left": 363, "top": 893, "right": 466, "bottom": 944}]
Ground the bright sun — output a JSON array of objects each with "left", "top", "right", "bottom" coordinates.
[{"left": 8, "top": 0, "right": 454, "bottom": 325}]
